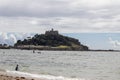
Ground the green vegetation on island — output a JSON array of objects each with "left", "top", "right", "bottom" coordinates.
[{"left": 14, "top": 29, "right": 89, "bottom": 51}]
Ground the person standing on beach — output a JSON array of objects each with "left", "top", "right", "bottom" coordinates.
[{"left": 15, "top": 64, "right": 19, "bottom": 71}]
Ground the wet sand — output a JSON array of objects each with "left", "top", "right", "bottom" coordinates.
[{"left": 0, "top": 72, "right": 43, "bottom": 80}]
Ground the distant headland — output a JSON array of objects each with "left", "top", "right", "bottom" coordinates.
[{"left": 14, "top": 29, "right": 89, "bottom": 51}]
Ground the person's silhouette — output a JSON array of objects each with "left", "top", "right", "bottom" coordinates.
[{"left": 15, "top": 64, "right": 19, "bottom": 71}]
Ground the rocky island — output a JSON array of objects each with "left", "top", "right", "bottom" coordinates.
[{"left": 14, "top": 29, "right": 89, "bottom": 51}]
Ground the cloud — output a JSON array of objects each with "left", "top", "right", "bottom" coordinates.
[
  {"left": 0, "top": 0, "right": 119, "bottom": 18},
  {"left": 1, "top": 16, "right": 120, "bottom": 33},
  {"left": 0, "top": 0, "right": 120, "bottom": 33},
  {"left": 109, "top": 37, "right": 120, "bottom": 47},
  {"left": 0, "top": 0, "right": 74, "bottom": 17},
  {"left": 0, "top": 32, "right": 35, "bottom": 45}
]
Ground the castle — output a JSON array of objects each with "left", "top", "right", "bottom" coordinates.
[{"left": 45, "top": 28, "right": 59, "bottom": 35}]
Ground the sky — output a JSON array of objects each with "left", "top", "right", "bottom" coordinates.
[
  {"left": 0, "top": 0, "right": 120, "bottom": 50},
  {"left": 64, "top": 33, "right": 120, "bottom": 50}
]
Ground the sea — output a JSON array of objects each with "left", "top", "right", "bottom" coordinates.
[{"left": 0, "top": 49, "right": 120, "bottom": 80}]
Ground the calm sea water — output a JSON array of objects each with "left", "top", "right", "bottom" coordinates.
[{"left": 0, "top": 49, "right": 120, "bottom": 80}]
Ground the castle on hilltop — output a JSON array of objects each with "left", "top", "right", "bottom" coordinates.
[
  {"left": 15, "top": 28, "right": 89, "bottom": 51},
  {"left": 45, "top": 28, "right": 59, "bottom": 35}
]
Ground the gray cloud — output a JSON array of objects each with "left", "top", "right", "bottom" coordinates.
[
  {"left": 0, "top": 0, "right": 75, "bottom": 17},
  {"left": 0, "top": 0, "right": 118, "bottom": 18},
  {"left": 0, "top": 0, "right": 120, "bottom": 33}
]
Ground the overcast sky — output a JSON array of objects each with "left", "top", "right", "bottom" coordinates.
[
  {"left": 0, "top": 0, "right": 120, "bottom": 50},
  {"left": 0, "top": 0, "right": 120, "bottom": 33}
]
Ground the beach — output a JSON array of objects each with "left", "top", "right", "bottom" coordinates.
[
  {"left": 0, "top": 70, "right": 81, "bottom": 80},
  {"left": 0, "top": 71, "right": 40, "bottom": 80}
]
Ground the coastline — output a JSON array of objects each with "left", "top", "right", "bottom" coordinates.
[
  {"left": 0, "top": 70, "right": 81, "bottom": 80},
  {"left": 0, "top": 71, "right": 40, "bottom": 80},
  {"left": 0, "top": 69, "right": 72, "bottom": 80},
  {"left": 0, "top": 48, "right": 120, "bottom": 52}
]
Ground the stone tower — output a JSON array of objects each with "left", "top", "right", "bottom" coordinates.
[{"left": 45, "top": 28, "right": 59, "bottom": 35}]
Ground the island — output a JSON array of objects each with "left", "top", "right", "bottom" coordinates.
[{"left": 14, "top": 29, "right": 89, "bottom": 51}]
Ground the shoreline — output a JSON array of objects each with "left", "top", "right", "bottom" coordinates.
[
  {"left": 0, "top": 71, "right": 41, "bottom": 80},
  {"left": 0, "top": 48, "right": 120, "bottom": 52},
  {"left": 0, "top": 70, "right": 81, "bottom": 80}
]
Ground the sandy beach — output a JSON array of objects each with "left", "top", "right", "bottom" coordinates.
[{"left": 0, "top": 71, "right": 43, "bottom": 80}]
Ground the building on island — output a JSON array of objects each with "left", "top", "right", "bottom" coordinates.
[{"left": 45, "top": 28, "right": 59, "bottom": 35}]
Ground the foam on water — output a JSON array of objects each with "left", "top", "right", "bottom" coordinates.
[{"left": 6, "top": 70, "right": 89, "bottom": 80}]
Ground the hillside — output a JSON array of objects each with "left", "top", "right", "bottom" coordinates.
[{"left": 14, "top": 29, "right": 89, "bottom": 50}]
